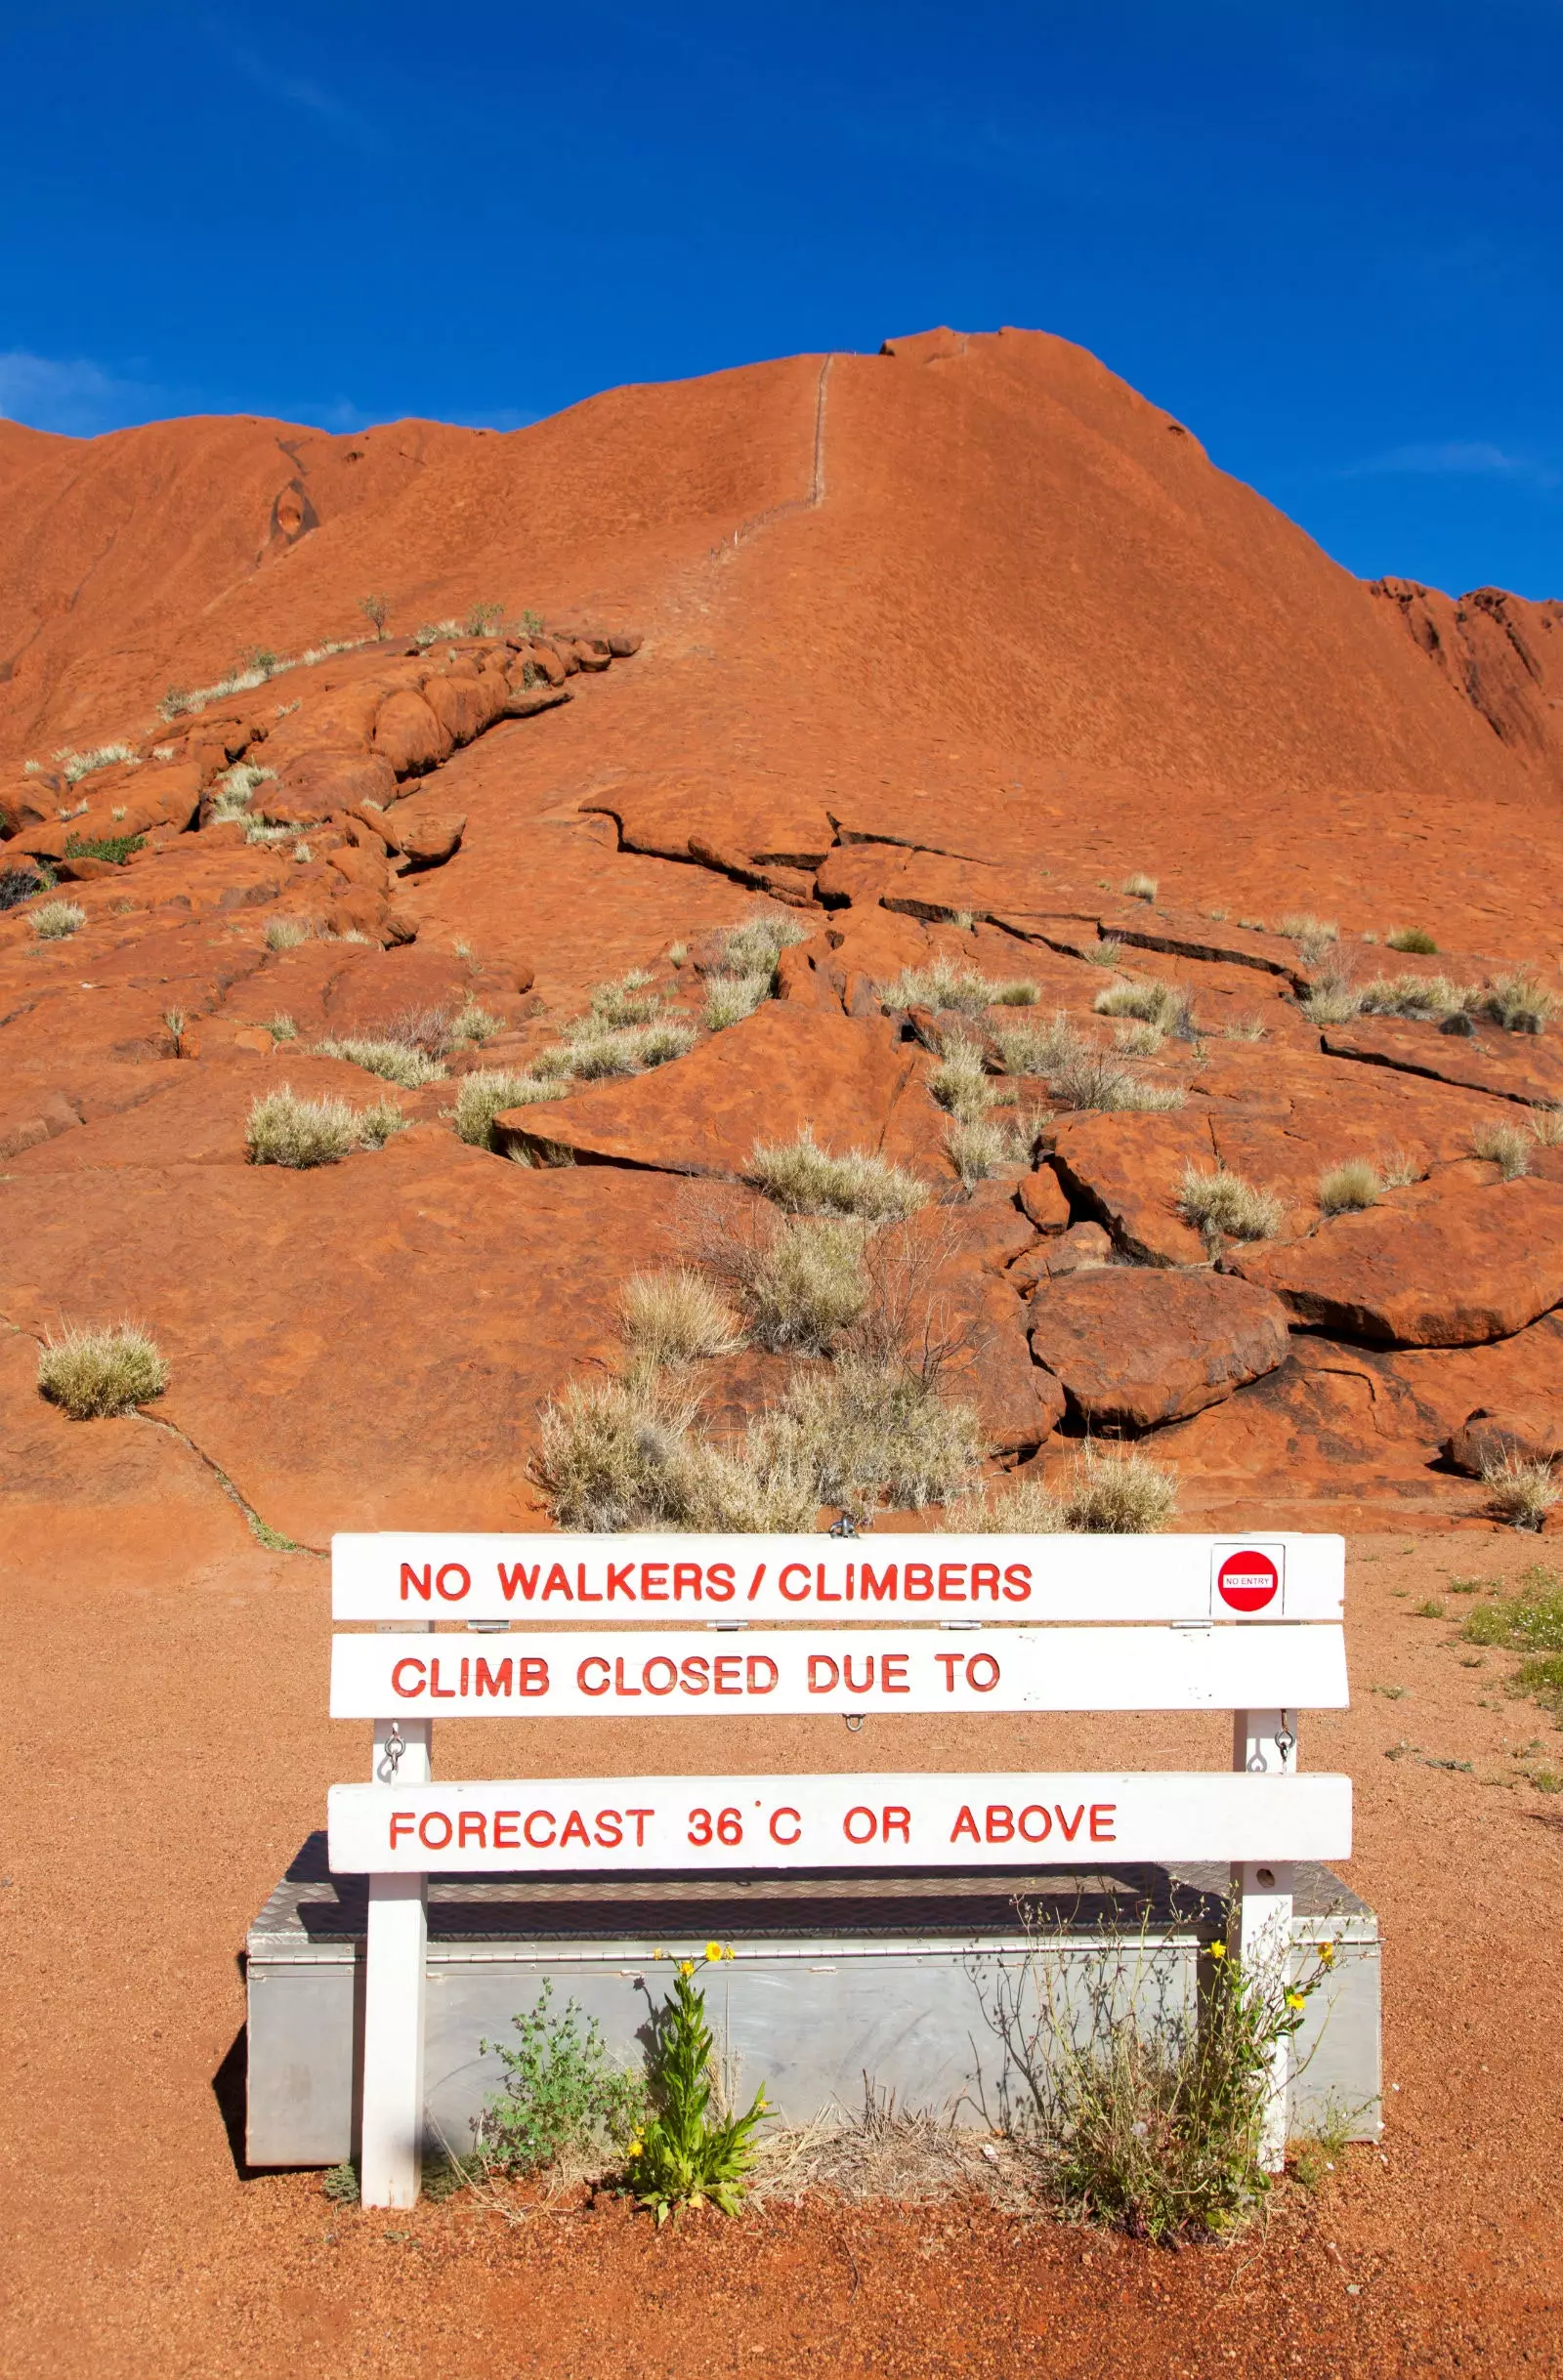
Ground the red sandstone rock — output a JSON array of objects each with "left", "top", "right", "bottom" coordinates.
[
  {"left": 272, "top": 747, "right": 398, "bottom": 817},
  {"left": 373, "top": 689, "right": 453, "bottom": 775},
  {"left": 1231, "top": 1177, "right": 1563, "bottom": 1346},
  {"left": 1018, "top": 1166, "right": 1072, "bottom": 1232},
  {"left": 392, "top": 812, "right": 465, "bottom": 870},
  {"left": 1008, "top": 1221, "right": 1114, "bottom": 1293},
  {"left": 424, "top": 672, "right": 505, "bottom": 746},
  {"left": 1322, "top": 1017, "right": 1563, "bottom": 1109},
  {"left": 495, "top": 1005, "right": 923, "bottom": 1178},
  {"left": 1445, "top": 1407, "right": 1563, "bottom": 1475},
  {"left": 1028, "top": 1267, "right": 1291, "bottom": 1428},
  {"left": 1049, "top": 1111, "right": 1214, "bottom": 1266}
]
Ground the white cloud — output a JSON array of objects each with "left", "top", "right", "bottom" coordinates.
[
  {"left": 0, "top": 351, "right": 161, "bottom": 438},
  {"left": 1345, "top": 439, "right": 1559, "bottom": 489}
]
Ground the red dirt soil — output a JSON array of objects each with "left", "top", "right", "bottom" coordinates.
[{"left": 3, "top": 328, "right": 1562, "bottom": 2373}]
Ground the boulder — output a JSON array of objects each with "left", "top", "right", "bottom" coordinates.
[
  {"left": 607, "top": 630, "right": 642, "bottom": 657},
  {"left": 1018, "top": 1166, "right": 1071, "bottom": 1232},
  {"left": 271, "top": 748, "right": 398, "bottom": 817},
  {"left": 422, "top": 672, "right": 502, "bottom": 746},
  {"left": 327, "top": 845, "right": 392, "bottom": 896},
  {"left": 528, "top": 644, "right": 569, "bottom": 687},
  {"left": 1445, "top": 1408, "right": 1563, "bottom": 1476},
  {"left": 373, "top": 690, "right": 453, "bottom": 776},
  {"left": 392, "top": 813, "right": 465, "bottom": 871},
  {"left": 502, "top": 683, "right": 572, "bottom": 720},
  {"left": 1231, "top": 1177, "right": 1563, "bottom": 1347},
  {"left": 945, "top": 1274, "right": 1066, "bottom": 1453},
  {"left": 1028, "top": 1268, "right": 1291, "bottom": 1428}
]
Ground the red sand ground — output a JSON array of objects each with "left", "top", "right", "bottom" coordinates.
[{"left": 3, "top": 329, "right": 1562, "bottom": 2373}]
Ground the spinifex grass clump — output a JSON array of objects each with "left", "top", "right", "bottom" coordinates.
[
  {"left": 449, "top": 1069, "right": 556, "bottom": 1149},
  {"left": 478, "top": 1983, "right": 646, "bottom": 2176},
  {"left": 1482, "top": 1455, "right": 1559, "bottom": 1530},
  {"left": 317, "top": 1036, "right": 446, "bottom": 1089},
  {"left": 37, "top": 1324, "right": 169, "bottom": 1419},
  {"left": 1177, "top": 1165, "right": 1283, "bottom": 1244},
  {"left": 993, "top": 1902, "right": 1333, "bottom": 2242},
  {"left": 624, "top": 1950, "right": 771, "bottom": 2223},
  {"left": 746, "top": 1131, "right": 929, "bottom": 1223},
  {"left": 246, "top": 1085, "right": 404, "bottom": 1167},
  {"left": 877, "top": 958, "right": 1037, "bottom": 1014}
]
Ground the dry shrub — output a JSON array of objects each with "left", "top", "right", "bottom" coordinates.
[
  {"left": 620, "top": 1270, "right": 741, "bottom": 1367},
  {"left": 1083, "top": 939, "right": 1124, "bottom": 969},
  {"left": 993, "top": 1013, "right": 1078, "bottom": 1079},
  {"left": 1177, "top": 1166, "right": 1283, "bottom": 1244},
  {"left": 878, "top": 959, "right": 1036, "bottom": 1014},
  {"left": 1094, "top": 980, "right": 1195, "bottom": 1038},
  {"left": 263, "top": 916, "right": 312, "bottom": 953},
  {"left": 755, "top": 1357, "right": 983, "bottom": 1511},
  {"left": 1484, "top": 969, "right": 1555, "bottom": 1035},
  {"left": 1120, "top": 872, "right": 1158, "bottom": 902},
  {"left": 1275, "top": 913, "right": 1338, "bottom": 964},
  {"left": 450, "top": 1070, "right": 556, "bottom": 1148},
  {"left": 704, "top": 973, "right": 771, "bottom": 1031},
  {"left": 747, "top": 1131, "right": 929, "bottom": 1223},
  {"left": 587, "top": 969, "right": 661, "bottom": 1028},
  {"left": 317, "top": 1036, "right": 445, "bottom": 1089},
  {"left": 565, "top": 1018, "right": 696, "bottom": 1078},
  {"left": 1051, "top": 1046, "right": 1184, "bottom": 1115},
  {"left": 708, "top": 1213, "right": 869, "bottom": 1354},
  {"left": 1357, "top": 973, "right": 1475, "bottom": 1023},
  {"left": 752, "top": 2087, "right": 1025, "bottom": 2210},
  {"left": 1386, "top": 927, "right": 1438, "bottom": 954},
  {"left": 1318, "top": 1158, "right": 1380, "bottom": 1215},
  {"left": 30, "top": 899, "right": 86, "bottom": 940},
  {"left": 533, "top": 1377, "right": 817, "bottom": 1532},
  {"left": 1298, "top": 968, "right": 1362, "bottom": 1026},
  {"left": 1114, "top": 1020, "right": 1163, "bottom": 1056},
  {"left": 1062, "top": 1443, "right": 1179, "bottom": 1533},
  {"left": 1471, "top": 1121, "right": 1532, "bottom": 1180},
  {"left": 37, "top": 1323, "right": 168, "bottom": 1419},
  {"left": 929, "top": 1036, "right": 993, "bottom": 1122},
  {"left": 246, "top": 1085, "right": 403, "bottom": 1168},
  {"left": 1483, "top": 1454, "right": 1559, "bottom": 1531},
  {"left": 943, "top": 1475, "right": 1066, "bottom": 1533},
  {"left": 1223, "top": 1017, "right": 1268, "bottom": 1042},
  {"left": 948, "top": 1116, "right": 1009, "bottom": 1187},
  {"left": 711, "top": 909, "right": 811, "bottom": 981},
  {"left": 1531, "top": 1108, "right": 1563, "bottom": 1148}
]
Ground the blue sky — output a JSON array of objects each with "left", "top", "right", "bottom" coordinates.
[{"left": 2, "top": 1, "right": 1558, "bottom": 598}]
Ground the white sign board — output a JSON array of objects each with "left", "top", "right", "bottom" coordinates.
[
  {"left": 329, "top": 1622, "right": 1348, "bottom": 1719},
  {"left": 328, "top": 1770, "right": 1352, "bottom": 1873},
  {"left": 330, "top": 1532, "right": 1342, "bottom": 1625}
]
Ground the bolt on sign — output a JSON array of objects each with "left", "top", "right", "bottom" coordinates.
[{"left": 325, "top": 1531, "right": 1350, "bottom": 2207}]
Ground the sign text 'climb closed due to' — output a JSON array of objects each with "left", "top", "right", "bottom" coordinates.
[{"left": 328, "top": 1623, "right": 1349, "bottom": 1719}]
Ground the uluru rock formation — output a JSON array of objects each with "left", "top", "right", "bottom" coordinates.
[{"left": 3, "top": 324, "right": 1561, "bottom": 1553}]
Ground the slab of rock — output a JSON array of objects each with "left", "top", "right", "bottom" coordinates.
[
  {"left": 496, "top": 1005, "right": 923, "bottom": 1179},
  {"left": 1049, "top": 1110, "right": 1215, "bottom": 1266},
  {"left": 1028, "top": 1268, "right": 1291, "bottom": 1428},
  {"left": 1323, "top": 1017, "right": 1563, "bottom": 1109},
  {"left": 1231, "top": 1176, "right": 1563, "bottom": 1346},
  {"left": 946, "top": 1275, "right": 1066, "bottom": 1452}
]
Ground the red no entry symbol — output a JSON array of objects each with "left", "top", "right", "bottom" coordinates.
[{"left": 1216, "top": 1549, "right": 1280, "bottom": 1613}]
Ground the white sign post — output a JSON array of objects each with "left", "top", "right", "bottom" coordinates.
[{"left": 324, "top": 1532, "right": 1351, "bottom": 2204}]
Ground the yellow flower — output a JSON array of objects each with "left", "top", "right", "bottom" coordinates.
[
  {"left": 654, "top": 1946, "right": 665, "bottom": 1960},
  {"left": 1319, "top": 1941, "right": 1336, "bottom": 1968},
  {"left": 705, "top": 1942, "right": 724, "bottom": 1963},
  {"left": 1286, "top": 1990, "right": 1306, "bottom": 2012},
  {"left": 1209, "top": 1941, "right": 1227, "bottom": 1960},
  {"left": 680, "top": 1959, "right": 695, "bottom": 1978}
]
